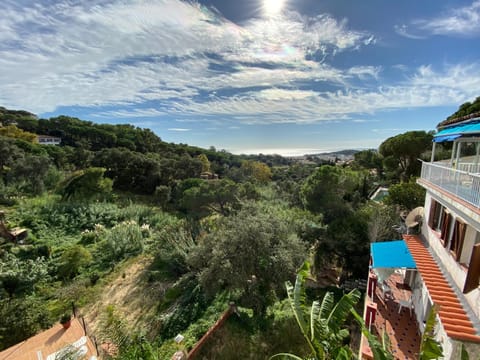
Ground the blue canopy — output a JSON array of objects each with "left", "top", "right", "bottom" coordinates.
[
  {"left": 434, "top": 122, "right": 480, "bottom": 142},
  {"left": 370, "top": 240, "right": 416, "bottom": 269},
  {"left": 433, "top": 134, "right": 461, "bottom": 143}
]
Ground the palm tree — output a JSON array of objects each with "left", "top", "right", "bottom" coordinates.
[{"left": 271, "top": 261, "right": 392, "bottom": 360}]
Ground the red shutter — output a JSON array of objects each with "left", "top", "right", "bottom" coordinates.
[
  {"left": 450, "top": 219, "right": 466, "bottom": 261},
  {"left": 464, "top": 243, "right": 480, "bottom": 293},
  {"left": 440, "top": 211, "right": 451, "bottom": 247}
]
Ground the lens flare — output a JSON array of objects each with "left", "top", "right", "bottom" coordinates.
[{"left": 263, "top": 0, "right": 286, "bottom": 17}]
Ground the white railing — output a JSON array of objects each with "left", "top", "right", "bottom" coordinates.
[
  {"left": 455, "top": 162, "right": 480, "bottom": 174},
  {"left": 421, "top": 161, "right": 480, "bottom": 208}
]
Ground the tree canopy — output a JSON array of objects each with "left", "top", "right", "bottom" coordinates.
[
  {"left": 379, "top": 131, "right": 432, "bottom": 181},
  {"left": 188, "top": 203, "right": 306, "bottom": 317},
  {"left": 300, "top": 165, "right": 361, "bottom": 223},
  {"left": 59, "top": 167, "right": 112, "bottom": 201}
]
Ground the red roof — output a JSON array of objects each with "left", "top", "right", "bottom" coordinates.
[
  {"left": 0, "top": 317, "right": 97, "bottom": 360},
  {"left": 403, "top": 235, "right": 480, "bottom": 343}
]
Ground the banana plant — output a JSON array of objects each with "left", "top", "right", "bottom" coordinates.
[{"left": 271, "top": 261, "right": 392, "bottom": 360}]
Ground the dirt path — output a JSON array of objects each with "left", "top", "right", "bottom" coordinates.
[{"left": 82, "top": 256, "right": 170, "bottom": 336}]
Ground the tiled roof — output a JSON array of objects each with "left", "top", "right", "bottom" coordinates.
[
  {"left": 437, "top": 111, "right": 480, "bottom": 129},
  {"left": 0, "top": 317, "right": 97, "bottom": 360},
  {"left": 403, "top": 235, "right": 480, "bottom": 343}
]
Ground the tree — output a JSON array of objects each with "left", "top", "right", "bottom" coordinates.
[
  {"left": 59, "top": 167, "right": 112, "bottom": 201},
  {"left": 0, "top": 125, "right": 37, "bottom": 142},
  {"left": 197, "top": 153, "right": 211, "bottom": 173},
  {"left": 241, "top": 160, "right": 272, "bottom": 183},
  {"left": 354, "top": 149, "right": 383, "bottom": 173},
  {"left": 0, "top": 253, "right": 49, "bottom": 297},
  {"left": 0, "top": 136, "right": 23, "bottom": 180},
  {"left": 154, "top": 185, "right": 171, "bottom": 208},
  {"left": 443, "top": 96, "right": 480, "bottom": 123},
  {"left": 318, "top": 211, "right": 370, "bottom": 279},
  {"left": 57, "top": 245, "right": 92, "bottom": 280},
  {"left": 359, "top": 204, "right": 399, "bottom": 243},
  {"left": 180, "top": 179, "right": 240, "bottom": 216},
  {"left": 386, "top": 179, "right": 426, "bottom": 210},
  {"left": 188, "top": 203, "right": 306, "bottom": 317},
  {"left": 300, "top": 165, "right": 359, "bottom": 223},
  {"left": 10, "top": 153, "right": 52, "bottom": 194},
  {"left": 0, "top": 296, "right": 51, "bottom": 349},
  {"left": 379, "top": 131, "right": 432, "bottom": 181},
  {"left": 271, "top": 262, "right": 392, "bottom": 360}
]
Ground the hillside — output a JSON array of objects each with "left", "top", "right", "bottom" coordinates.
[{"left": 0, "top": 104, "right": 439, "bottom": 359}]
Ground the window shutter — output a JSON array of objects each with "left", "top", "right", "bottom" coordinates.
[
  {"left": 451, "top": 219, "right": 466, "bottom": 261},
  {"left": 428, "top": 200, "right": 436, "bottom": 228},
  {"left": 440, "top": 210, "right": 451, "bottom": 247},
  {"left": 464, "top": 243, "right": 480, "bottom": 293}
]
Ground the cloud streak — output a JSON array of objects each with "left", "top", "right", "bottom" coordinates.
[
  {"left": 0, "top": 0, "right": 478, "bottom": 133},
  {"left": 0, "top": 0, "right": 374, "bottom": 114},
  {"left": 412, "top": 1, "right": 480, "bottom": 37},
  {"left": 168, "top": 63, "right": 480, "bottom": 124}
]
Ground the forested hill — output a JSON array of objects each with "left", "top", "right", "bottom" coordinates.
[{"left": 0, "top": 106, "right": 290, "bottom": 195}]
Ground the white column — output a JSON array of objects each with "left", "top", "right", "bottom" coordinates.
[{"left": 431, "top": 142, "right": 437, "bottom": 162}]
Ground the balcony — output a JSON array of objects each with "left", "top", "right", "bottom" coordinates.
[
  {"left": 361, "top": 271, "right": 421, "bottom": 359},
  {"left": 420, "top": 161, "right": 480, "bottom": 208}
]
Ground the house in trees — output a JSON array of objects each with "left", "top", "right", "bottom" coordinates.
[
  {"left": 362, "top": 112, "right": 480, "bottom": 359},
  {"left": 37, "top": 134, "right": 61, "bottom": 145}
]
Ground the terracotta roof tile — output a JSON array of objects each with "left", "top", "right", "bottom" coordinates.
[
  {"left": 403, "top": 235, "right": 480, "bottom": 343},
  {"left": 0, "top": 317, "right": 98, "bottom": 360}
]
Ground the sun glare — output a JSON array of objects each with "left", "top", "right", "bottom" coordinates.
[{"left": 263, "top": 0, "right": 286, "bottom": 17}]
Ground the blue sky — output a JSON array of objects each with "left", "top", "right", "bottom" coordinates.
[{"left": 1, "top": 0, "right": 480, "bottom": 155}]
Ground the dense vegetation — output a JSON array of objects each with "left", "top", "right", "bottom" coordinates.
[
  {"left": 1, "top": 100, "right": 472, "bottom": 358},
  {"left": 443, "top": 96, "right": 480, "bottom": 124}
]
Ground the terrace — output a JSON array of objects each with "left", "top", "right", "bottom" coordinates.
[
  {"left": 420, "top": 160, "right": 480, "bottom": 209},
  {"left": 421, "top": 118, "right": 480, "bottom": 209},
  {"left": 360, "top": 240, "right": 421, "bottom": 359},
  {"left": 362, "top": 271, "right": 421, "bottom": 360},
  {"left": 0, "top": 317, "right": 98, "bottom": 360}
]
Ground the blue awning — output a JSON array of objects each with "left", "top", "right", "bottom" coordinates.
[
  {"left": 433, "top": 134, "right": 461, "bottom": 143},
  {"left": 434, "top": 122, "right": 480, "bottom": 142},
  {"left": 370, "top": 240, "right": 416, "bottom": 269}
]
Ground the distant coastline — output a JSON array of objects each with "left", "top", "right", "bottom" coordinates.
[{"left": 229, "top": 148, "right": 367, "bottom": 158}]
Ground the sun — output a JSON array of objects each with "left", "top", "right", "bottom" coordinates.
[{"left": 263, "top": 0, "right": 286, "bottom": 17}]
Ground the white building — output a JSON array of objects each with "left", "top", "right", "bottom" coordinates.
[
  {"left": 363, "top": 113, "right": 480, "bottom": 359},
  {"left": 37, "top": 135, "right": 61, "bottom": 145},
  {"left": 415, "top": 114, "right": 480, "bottom": 358}
]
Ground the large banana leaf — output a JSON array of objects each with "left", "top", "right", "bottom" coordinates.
[{"left": 327, "top": 289, "right": 360, "bottom": 334}]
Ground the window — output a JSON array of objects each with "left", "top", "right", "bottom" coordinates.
[
  {"left": 464, "top": 243, "right": 480, "bottom": 293},
  {"left": 428, "top": 199, "right": 442, "bottom": 230},
  {"left": 450, "top": 219, "right": 466, "bottom": 261},
  {"left": 440, "top": 209, "right": 452, "bottom": 247}
]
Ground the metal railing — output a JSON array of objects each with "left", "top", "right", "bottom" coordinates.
[{"left": 421, "top": 161, "right": 480, "bottom": 208}]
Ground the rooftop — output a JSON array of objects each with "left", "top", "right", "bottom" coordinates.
[
  {"left": 0, "top": 317, "right": 98, "bottom": 360},
  {"left": 403, "top": 234, "right": 480, "bottom": 343},
  {"left": 437, "top": 111, "right": 480, "bottom": 129}
]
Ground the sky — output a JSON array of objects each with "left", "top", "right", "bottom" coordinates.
[{"left": 1, "top": 0, "right": 480, "bottom": 156}]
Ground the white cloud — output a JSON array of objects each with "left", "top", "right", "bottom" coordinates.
[
  {"left": 168, "top": 128, "right": 191, "bottom": 132},
  {"left": 0, "top": 0, "right": 374, "bottom": 113},
  {"left": 92, "top": 108, "right": 167, "bottom": 118},
  {"left": 415, "top": 1, "right": 480, "bottom": 36},
  {"left": 169, "top": 63, "right": 480, "bottom": 124},
  {"left": 394, "top": 24, "right": 426, "bottom": 40},
  {"left": 0, "top": 0, "right": 476, "bottom": 131}
]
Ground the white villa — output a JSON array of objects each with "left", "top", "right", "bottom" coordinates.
[{"left": 363, "top": 112, "right": 480, "bottom": 359}]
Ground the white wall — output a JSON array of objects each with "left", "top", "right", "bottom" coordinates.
[{"left": 423, "top": 192, "right": 480, "bottom": 319}]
